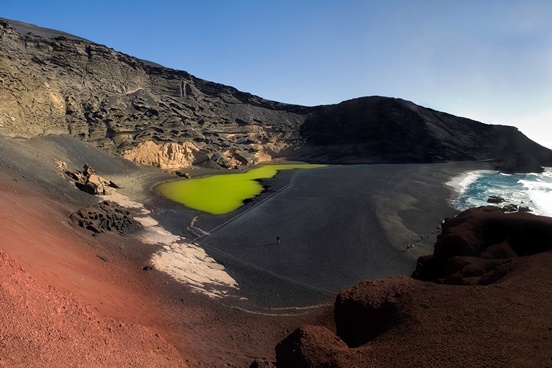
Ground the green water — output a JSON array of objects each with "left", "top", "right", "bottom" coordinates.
[{"left": 156, "top": 164, "right": 326, "bottom": 215}]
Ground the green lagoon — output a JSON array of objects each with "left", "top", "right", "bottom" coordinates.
[{"left": 156, "top": 164, "right": 326, "bottom": 215}]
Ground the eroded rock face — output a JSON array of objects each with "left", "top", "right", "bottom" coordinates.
[
  {"left": 2, "top": 18, "right": 552, "bottom": 171},
  {"left": 412, "top": 206, "right": 552, "bottom": 284},
  {"left": 0, "top": 19, "right": 305, "bottom": 168},
  {"left": 69, "top": 200, "right": 143, "bottom": 236},
  {"left": 122, "top": 141, "right": 208, "bottom": 169}
]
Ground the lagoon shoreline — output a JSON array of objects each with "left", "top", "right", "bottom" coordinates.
[
  {"left": 0, "top": 135, "right": 498, "bottom": 366},
  {"left": 147, "top": 161, "right": 494, "bottom": 308}
]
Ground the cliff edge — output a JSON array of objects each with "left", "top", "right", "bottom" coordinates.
[{"left": 1, "top": 17, "right": 552, "bottom": 172}]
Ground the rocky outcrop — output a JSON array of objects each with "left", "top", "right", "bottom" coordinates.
[
  {"left": 69, "top": 200, "right": 143, "bottom": 235},
  {"left": 2, "top": 18, "right": 552, "bottom": 172},
  {"left": 298, "top": 97, "right": 552, "bottom": 171},
  {"left": 0, "top": 18, "right": 305, "bottom": 169},
  {"left": 334, "top": 277, "right": 414, "bottom": 348},
  {"left": 275, "top": 325, "right": 351, "bottom": 368},
  {"left": 268, "top": 207, "right": 552, "bottom": 367},
  {"left": 65, "top": 164, "right": 119, "bottom": 195},
  {"left": 273, "top": 278, "right": 416, "bottom": 367},
  {"left": 412, "top": 206, "right": 552, "bottom": 284},
  {"left": 122, "top": 141, "right": 208, "bottom": 169}
]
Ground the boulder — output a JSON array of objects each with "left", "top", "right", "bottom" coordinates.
[
  {"left": 334, "top": 276, "right": 415, "bottom": 347},
  {"left": 65, "top": 169, "right": 86, "bottom": 182},
  {"left": 175, "top": 171, "right": 191, "bottom": 178},
  {"left": 502, "top": 204, "right": 518, "bottom": 212},
  {"left": 275, "top": 325, "right": 349, "bottom": 368},
  {"left": 249, "top": 359, "right": 275, "bottom": 368},
  {"left": 85, "top": 174, "right": 109, "bottom": 195},
  {"left": 412, "top": 206, "right": 552, "bottom": 284},
  {"left": 65, "top": 164, "right": 119, "bottom": 195},
  {"left": 487, "top": 195, "right": 505, "bottom": 204}
]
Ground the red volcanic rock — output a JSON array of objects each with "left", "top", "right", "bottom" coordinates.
[
  {"left": 273, "top": 253, "right": 552, "bottom": 368},
  {"left": 334, "top": 276, "right": 415, "bottom": 347},
  {"left": 271, "top": 206, "right": 552, "bottom": 368},
  {"left": 412, "top": 206, "right": 552, "bottom": 284},
  {"left": 275, "top": 325, "right": 350, "bottom": 368}
]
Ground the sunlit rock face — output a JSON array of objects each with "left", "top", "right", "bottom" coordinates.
[
  {"left": 0, "top": 18, "right": 306, "bottom": 168},
  {"left": 2, "top": 17, "right": 552, "bottom": 171}
]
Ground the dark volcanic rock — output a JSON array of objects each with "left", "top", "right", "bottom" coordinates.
[
  {"left": 0, "top": 18, "right": 305, "bottom": 169},
  {"left": 275, "top": 325, "right": 349, "bottom": 368},
  {"left": 487, "top": 195, "right": 505, "bottom": 204},
  {"left": 65, "top": 164, "right": 118, "bottom": 195},
  {"left": 298, "top": 97, "right": 552, "bottom": 171},
  {"left": 2, "top": 18, "right": 552, "bottom": 171},
  {"left": 249, "top": 359, "right": 275, "bottom": 368},
  {"left": 412, "top": 206, "right": 552, "bottom": 284},
  {"left": 271, "top": 252, "right": 552, "bottom": 368},
  {"left": 70, "top": 200, "right": 143, "bottom": 236},
  {"left": 334, "top": 277, "right": 414, "bottom": 348}
]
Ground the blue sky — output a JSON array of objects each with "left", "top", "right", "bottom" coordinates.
[{"left": 3, "top": 0, "right": 552, "bottom": 148}]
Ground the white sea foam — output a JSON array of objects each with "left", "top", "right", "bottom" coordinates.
[
  {"left": 446, "top": 170, "right": 490, "bottom": 195},
  {"left": 519, "top": 168, "right": 552, "bottom": 217},
  {"left": 450, "top": 167, "right": 552, "bottom": 217},
  {"left": 446, "top": 170, "right": 491, "bottom": 209}
]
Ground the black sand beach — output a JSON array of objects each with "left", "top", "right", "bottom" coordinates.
[
  {"left": 149, "top": 161, "right": 493, "bottom": 308},
  {"left": 0, "top": 134, "right": 492, "bottom": 309}
]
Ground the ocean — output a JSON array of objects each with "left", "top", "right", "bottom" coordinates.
[{"left": 449, "top": 168, "right": 552, "bottom": 217}]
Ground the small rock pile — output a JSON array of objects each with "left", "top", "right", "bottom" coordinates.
[
  {"left": 486, "top": 195, "right": 531, "bottom": 213},
  {"left": 65, "top": 164, "right": 119, "bottom": 195},
  {"left": 70, "top": 201, "right": 143, "bottom": 236}
]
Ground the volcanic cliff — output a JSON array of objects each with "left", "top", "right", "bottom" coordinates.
[{"left": 1, "top": 17, "right": 551, "bottom": 172}]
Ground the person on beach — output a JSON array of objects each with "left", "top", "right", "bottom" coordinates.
[{"left": 277, "top": 236, "right": 280, "bottom": 244}]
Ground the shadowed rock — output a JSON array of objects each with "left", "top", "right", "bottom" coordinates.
[
  {"left": 275, "top": 325, "right": 349, "bottom": 368},
  {"left": 65, "top": 164, "right": 119, "bottom": 195},
  {"left": 334, "top": 277, "right": 415, "bottom": 347},
  {"left": 412, "top": 206, "right": 552, "bottom": 284}
]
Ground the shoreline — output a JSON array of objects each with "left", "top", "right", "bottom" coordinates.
[
  {"left": 0, "top": 134, "right": 502, "bottom": 365},
  {"left": 148, "top": 161, "right": 494, "bottom": 308},
  {"left": 0, "top": 135, "right": 319, "bottom": 366}
]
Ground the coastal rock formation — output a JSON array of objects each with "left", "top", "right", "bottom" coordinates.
[
  {"left": 2, "top": 18, "right": 552, "bottom": 171},
  {"left": 70, "top": 200, "right": 143, "bottom": 235},
  {"left": 412, "top": 206, "right": 552, "bottom": 284},
  {"left": 270, "top": 207, "right": 552, "bottom": 367},
  {"left": 299, "top": 97, "right": 552, "bottom": 171}
]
